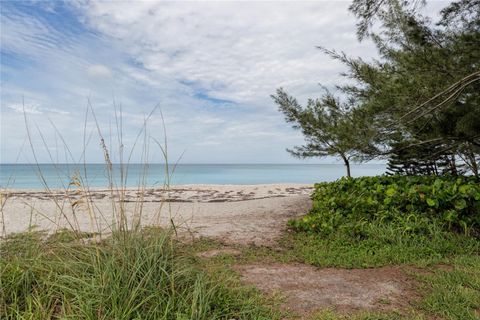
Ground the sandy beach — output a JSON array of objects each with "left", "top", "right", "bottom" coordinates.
[{"left": 1, "top": 184, "right": 313, "bottom": 246}]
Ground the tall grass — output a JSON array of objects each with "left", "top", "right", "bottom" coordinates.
[
  {"left": 0, "top": 101, "right": 277, "bottom": 319},
  {"left": 1, "top": 229, "right": 275, "bottom": 319}
]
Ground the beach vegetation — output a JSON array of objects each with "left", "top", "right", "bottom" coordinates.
[
  {"left": 290, "top": 175, "right": 480, "bottom": 236},
  {"left": 0, "top": 99, "right": 283, "bottom": 319},
  {"left": 287, "top": 175, "right": 479, "bottom": 268},
  {"left": 0, "top": 229, "right": 278, "bottom": 319}
]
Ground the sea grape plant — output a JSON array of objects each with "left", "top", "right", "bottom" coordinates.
[{"left": 290, "top": 176, "right": 480, "bottom": 237}]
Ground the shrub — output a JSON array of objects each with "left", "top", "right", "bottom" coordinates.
[{"left": 290, "top": 175, "right": 480, "bottom": 237}]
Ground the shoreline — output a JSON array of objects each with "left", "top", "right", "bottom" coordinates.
[
  {"left": 1, "top": 183, "right": 313, "bottom": 193},
  {"left": 1, "top": 184, "right": 313, "bottom": 203}
]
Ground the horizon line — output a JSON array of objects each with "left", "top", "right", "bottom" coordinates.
[{"left": 0, "top": 162, "right": 387, "bottom": 165}]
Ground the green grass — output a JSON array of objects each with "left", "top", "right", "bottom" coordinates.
[
  {"left": 417, "top": 255, "right": 480, "bottom": 320},
  {"left": 0, "top": 229, "right": 279, "bottom": 320},
  {"left": 288, "top": 223, "right": 480, "bottom": 268},
  {"left": 195, "top": 222, "right": 479, "bottom": 270},
  {"left": 186, "top": 229, "right": 480, "bottom": 320},
  {"left": 308, "top": 309, "right": 425, "bottom": 320},
  {"left": 2, "top": 200, "right": 479, "bottom": 319}
]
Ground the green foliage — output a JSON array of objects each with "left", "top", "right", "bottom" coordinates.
[
  {"left": 290, "top": 175, "right": 480, "bottom": 237},
  {"left": 343, "top": 0, "right": 480, "bottom": 174},
  {"left": 386, "top": 141, "right": 465, "bottom": 176},
  {"left": 271, "top": 88, "right": 375, "bottom": 177},
  {"left": 275, "top": 0, "right": 480, "bottom": 176},
  {"left": 0, "top": 230, "right": 277, "bottom": 320},
  {"left": 287, "top": 175, "right": 480, "bottom": 318}
]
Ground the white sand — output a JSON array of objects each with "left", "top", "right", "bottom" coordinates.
[{"left": 0, "top": 184, "right": 313, "bottom": 246}]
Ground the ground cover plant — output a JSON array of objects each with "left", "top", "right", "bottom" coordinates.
[
  {"left": 288, "top": 175, "right": 480, "bottom": 268},
  {"left": 290, "top": 175, "right": 480, "bottom": 237},
  {"left": 289, "top": 226, "right": 479, "bottom": 269},
  {"left": 0, "top": 229, "right": 278, "bottom": 320}
]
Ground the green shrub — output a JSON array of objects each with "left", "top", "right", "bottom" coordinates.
[{"left": 290, "top": 175, "right": 480, "bottom": 237}]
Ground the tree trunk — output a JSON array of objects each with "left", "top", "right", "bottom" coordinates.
[
  {"left": 465, "top": 144, "right": 479, "bottom": 178},
  {"left": 470, "top": 157, "right": 479, "bottom": 178},
  {"left": 341, "top": 154, "right": 351, "bottom": 178},
  {"left": 450, "top": 154, "right": 458, "bottom": 175}
]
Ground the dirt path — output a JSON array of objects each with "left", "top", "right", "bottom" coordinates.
[{"left": 235, "top": 263, "right": 417, "bottom": 317}]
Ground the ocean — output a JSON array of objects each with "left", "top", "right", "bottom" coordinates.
[{"left": 0, "top": 163, "right": 386, "bottom": 189}]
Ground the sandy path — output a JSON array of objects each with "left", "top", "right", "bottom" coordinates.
[
  {"left": 1, "top": 184, "right": 313, "bottom": 246},
  {"left": 236, "top": 263, "right": 416, "bottom": 316}
]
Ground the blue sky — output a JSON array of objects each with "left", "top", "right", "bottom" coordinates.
[{"left": 0, "top": 0, "right": 448, "bottom": 164}]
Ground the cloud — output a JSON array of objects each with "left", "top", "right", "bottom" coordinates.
[
  {"left": 74, "top": 1, "right": 372, "bottom": 106},
  {"left": 1, "top": 1, "right": 451, "bottom": 164},
  {"left": 8, "top": 104, "right": 43, "bottom": 115},
  {"left": 87, "top": 64, "right": 112, "bottom": 77}
]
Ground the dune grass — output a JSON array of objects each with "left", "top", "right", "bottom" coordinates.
[{"left": 0, "top": 228, "right": 278, "bottom": 320}]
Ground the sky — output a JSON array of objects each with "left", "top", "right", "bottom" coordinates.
[{"left": 0, "top": 0, "right": 449, "bottom": 164}]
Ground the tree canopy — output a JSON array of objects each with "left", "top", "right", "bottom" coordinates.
[
  {"left": 273, "top": 0, "right": 480, "bottom": 177},
  {"left": 272, "top": 88, "right": 375, "bottom": 177}
]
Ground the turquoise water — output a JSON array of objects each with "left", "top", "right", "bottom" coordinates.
[{"left": 0, "top": 163, "right": 386, "bottom": 189}]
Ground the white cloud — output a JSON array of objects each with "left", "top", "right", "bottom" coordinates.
[
  {"left": 8, "top": 104, "right": 43, "bottom": 115},
  {"left": 87, "top": 64, "right": 112, "bottom": 77},
  {"left": 75, "top": 1, "right": 371, "bottom": 107}
]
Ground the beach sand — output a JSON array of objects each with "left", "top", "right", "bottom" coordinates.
[{"left": 0, "top": 184, "right": 313, "bottom": 246}]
